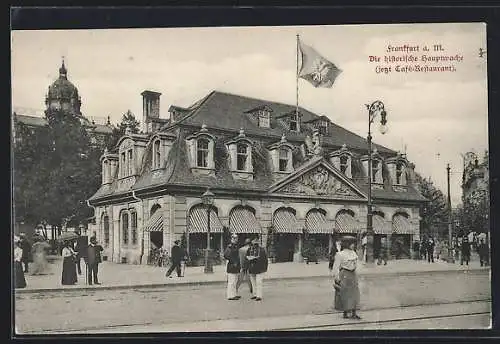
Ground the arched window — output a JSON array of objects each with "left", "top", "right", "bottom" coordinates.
[
  {"left": 127, "top": 149, "right": 134, "bottom": 175},
  {"left": 131, "top": 211, "right": 138, "bottom": 245},
  {"left": 279, "top": 148, "right": 290, "bottom": 172},
  {"left": 340, "top": 155, "right": 349, "bottom": 174},
  {"left": 197, "top": 138, "right": 209, "bottom": 168},
  {"left": 153, "top": 139, "right": 161, "bottom": 169},
  {"left": 103, "top": 214, "right": 110, "bottom": 246},
  {"left": 237, "top": 143, "right": 249, "bottom": 171},
  {"left": 151, "top": 203, "right": 161, "bottom": 216},
  {"left": 120, "top": 152, "right": 126, "bottom": 177},
  {"left": 121, "top": 212, "right": 129, "bottom": 244}
]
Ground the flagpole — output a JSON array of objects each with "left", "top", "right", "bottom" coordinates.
[{"left": 296, "top": 34, "right": 300, "bottom": 116}]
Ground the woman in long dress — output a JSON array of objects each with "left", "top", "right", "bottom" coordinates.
[
  {"left": 332, "top": 236, "right": 361, "bottom": 320},
  {"left": 61, "top": 241, "right": 78, "bottom": 285},
  {"left": 31, "top": 238, "right": 50, "bottom": 275},
  {"left": 14, "top": 239, "right": 27, "bottom": 288}
]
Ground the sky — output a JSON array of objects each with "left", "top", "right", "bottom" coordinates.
[{"left": 11, "top": 23, "right": 488, "bottom": 207}]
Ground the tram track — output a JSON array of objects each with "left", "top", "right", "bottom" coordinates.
[{"left": 19, "top": 298, "right": 490, "bottom": 334}]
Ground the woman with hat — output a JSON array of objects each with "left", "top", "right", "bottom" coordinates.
[
  {"left": 332, "top": 236, "right": 361, "bottom": 320},
  {"left": 14, "top": 236, "right": 27, "bottom": 288},
  {"left": 61, "top": 240, "right": 78, "bottom": 285}
]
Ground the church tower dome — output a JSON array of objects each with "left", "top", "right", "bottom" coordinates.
[{"left": 45, "top": 59, "right": 82, "bottom": 115}]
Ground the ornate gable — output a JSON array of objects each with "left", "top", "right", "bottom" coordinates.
[{"left": 269, "top": 159, "right": 367, "bottom": 199}]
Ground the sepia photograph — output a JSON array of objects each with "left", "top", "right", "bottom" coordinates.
[{"left": 11, "top": 21, "right": 490, "bottom": 334}]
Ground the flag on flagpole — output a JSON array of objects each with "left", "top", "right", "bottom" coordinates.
[{"left": 298, "top": 39, "right": 342, "bottom": 88}]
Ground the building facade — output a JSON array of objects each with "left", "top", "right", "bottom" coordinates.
[
  {"left": 88, "top": 90, "right": 427, "bottom": 265},
  {"left": 461, "top": 151, "right": 489, "bottom": 236}
]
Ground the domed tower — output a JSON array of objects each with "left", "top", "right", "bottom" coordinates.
[{"left": 45, "top": 59, "right": 82, "bottom": 116}]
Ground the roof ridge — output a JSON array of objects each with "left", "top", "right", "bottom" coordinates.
[
  {"left": 212, "top": 90, "right": 317, "bottom": 115},
  {"left": 159, "top": 90, "right": 217, "bottom": 131}
]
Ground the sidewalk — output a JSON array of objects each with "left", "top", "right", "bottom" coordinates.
[{"left": 16, "top": 256, "right": 488, "bottom": 293}]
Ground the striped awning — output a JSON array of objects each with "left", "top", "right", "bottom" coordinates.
[
  {"left": 188, "top": 207, "right": 224, "bottom": 233},
  {"left": 229, "top": 207, "right": 262, "bottom": 233},
  {"left": 335, "top": 212, "right": 359, "bottom": 233},
  {"left": 392, "top": 215, "right": 413, "bottom": 234},
  {"left": 305, "top": 210, "right": 333, "bottom": 234},
  {"left": 145, "top": 211, "right": 163, "bottom": 232},
  {"left": 373, "top": 214, "right": 389, "bottom": 234},
  {"left": 273, "top": 209, "right": 303, "bottom": 233}
]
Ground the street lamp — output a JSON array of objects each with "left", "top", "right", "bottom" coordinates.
[
  {"left": 365, "top": 100, "right": 388, "bottom": 265},
  {"left": 202, "top": 188, "right": 215, "bottom": 273}
]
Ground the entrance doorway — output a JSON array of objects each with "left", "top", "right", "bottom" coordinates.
[
  {"left": 150, "top": 231, "right": 163, "bottom": 249},
  {"left": 275, "top": 233, "right": 296, "bottom": 262}
]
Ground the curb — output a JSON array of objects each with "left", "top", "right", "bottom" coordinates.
[{"left": 15, "top": 267, "right": 488, "bottom": 295}]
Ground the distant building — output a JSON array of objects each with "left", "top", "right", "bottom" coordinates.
[
  {"left": 12, "top": 60, "right": 113, "bottom": 146},
  {"left": 12, "top": 60, "right": 114, "bottom": 237},
  {"left": 88, "top": 89, "right": 427, "bottom": 265}
]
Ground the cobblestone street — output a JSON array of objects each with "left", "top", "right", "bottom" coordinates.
[{"left": 15, "top": 267, "right": 490, "bottom": 334}]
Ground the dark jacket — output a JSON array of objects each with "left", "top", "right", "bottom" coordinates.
[
  {"left": 478, "top": 242, "right": 488, "bottom": 257},
  {"left": 86, "top": 244, "right": 103, "bottom": 266},
  {"left": 171, "top": 245, "right": 184, "bottom": 263},
  {"left": 246, "top": 245, "right": 268, "bottom": 274},
  {"left": 224, "top": 243, "right": 241, "bottom": 274},
  {"left": 21, "top": 239, "right": 31, "bottom": 261},
  {"left": 461, "top": 241, "right": 471, "bottom": 256}
]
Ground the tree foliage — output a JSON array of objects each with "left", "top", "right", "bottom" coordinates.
[
  {"left": 13, "top": 109, "right": 103, "bottom": 229},
  {"left": 105, "top": 110, "right": 141, "bottom": 150},
  {"left": 413, "top": 172, "right": 450, "bottom": 239}
]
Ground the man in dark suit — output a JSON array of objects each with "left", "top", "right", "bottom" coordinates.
[
  {"left": 246, "top": 237, "right": 268, "bottom": 301},
  {"left": 166, "top": 240, "right": 184, "bottom": 278},
  {"left": 85, "top": 236, "right": 103, "bottom": 285}
]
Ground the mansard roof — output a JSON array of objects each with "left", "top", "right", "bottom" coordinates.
[
  {"left": 165, "top": 91, "right": 394, "bottom": 155},
  {"left": 89, "top": 91, "right": 428, "bottom": 205}
]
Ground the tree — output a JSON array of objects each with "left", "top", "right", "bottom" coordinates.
[
  {"left": 13, "top": 109, "right": 103, "bottom": 234},
  {"left": 12, "top": 120, "right": 52, "bottom": 226},
  {"left": 105, "top": 110, "right": 141, "bottom": 150},
  {"left": 414, "top": 172, "right": 450, "bottom": 239}
]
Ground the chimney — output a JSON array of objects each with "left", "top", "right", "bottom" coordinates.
[{"left": 141, "top": 90, "right": 162, "bottom": 133}]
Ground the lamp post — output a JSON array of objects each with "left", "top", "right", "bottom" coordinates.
[
  {"left": 202, "top": 188, "right": 215, "bottom": 273},
  {"left": 365, "top": 100, "right": 388, "bottom": 265},
  {"left": 446, "top": 163, "right": 455, "bottom": 263}
]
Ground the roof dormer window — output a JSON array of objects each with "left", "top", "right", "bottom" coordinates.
[
  {"left": 329, "top": 143, "right": 352, "bottom": 178},
  {"left": 257, "top": 110, "right": 271, "bottom": 128},
  {"left": 279, "top": 148, "right": 289, "bottom": 172},
  {"left": 153, "top": 139, "right": 161, "bottom": 169},
  {"left": 340, "top": 155, "right": 349, "bottom": 174},
  {"left": 186, "top": 124, "right": 216, "bottom": 176},
  {"left": 226, "top": 129, "right": 254, "bottom": 180},
  {"left": 268, "top": 134, "right": 294, "bottom": 175},
  {"left": 236, "top": 143, "right": 249, "bottom": 171},
  {"left": 396, "top": 161, "right": 404, "bottom": 184},
  {"left": 318, "top": 120, "right": 329, "bottom": 135},
  {"left": 197, "top": 138, "right": 210, "bottom": 168},
  {"left": 290, "top": 112, "right": 300, "bottom": 132}
]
